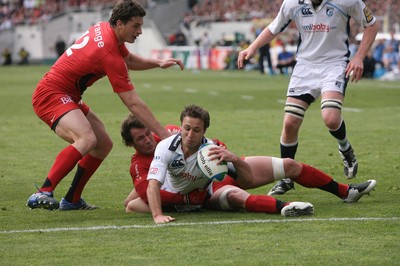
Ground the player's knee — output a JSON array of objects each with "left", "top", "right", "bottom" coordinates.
[
  {"left": 125, "top": 202, "right": 134, "bottom": 213},
  {"left": 321, "top": 99, "right": 342, "bottom": 128},
  {"left": 324, "top": 117, "right": 342, "bottom": 130},
  {"left": 282, "top": 158, "right": 302, "bottom": 178},
  {"left": 219, "top": 188, "right": 242, "bottom": 210},
  {"left": 80, "top": 133, "right": 98, "bottom": 152}
]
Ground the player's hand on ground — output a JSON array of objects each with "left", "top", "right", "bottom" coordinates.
[
  {"left": 160, "top": 58, "right": 184, "bottom": 70},
  {"left": 153, "top": 214, "right": 176, "bottom": 224}
]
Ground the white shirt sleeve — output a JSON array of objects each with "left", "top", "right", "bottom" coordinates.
[
  {"left": 146, "top": 138, "right": 172, "bottom": 184},
  {"left": 348, "top": 0, "right": 376, "bottom": 28},
  {"left": 268, "top": 0, "right": 293, "bottom": 35}
]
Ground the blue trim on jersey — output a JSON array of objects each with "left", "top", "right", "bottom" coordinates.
[
  {"left": 279, "top": 20, "right": 293, "bottom": 33},
  {"left": 168, "top": 133, "right": 182, "bottom": 151},
  {"left": 344, "top": 19, "right": 351, "bottom": 61}
]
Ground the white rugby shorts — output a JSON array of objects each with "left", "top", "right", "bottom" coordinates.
[{"left": 287, "top": 62, "right": 348, "bottom": 99}]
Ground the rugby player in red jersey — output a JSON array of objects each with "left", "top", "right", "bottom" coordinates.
[{"left": 27, "top": 0, "right": 184, "bottom": 211}]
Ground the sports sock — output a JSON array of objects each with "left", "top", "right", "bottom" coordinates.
[
  {"left": 294, "top": 163, "right": 348, "bottom": 198},
  {"left": 40, "top": 145, "right": 82, "bottom": 193},
  {"left": 64, "top": 154, "right": 103, "bottom": 203},
  {"left": 280, "top": 140, "right": 298, "bottom": 159},
  {"left": 280, "top": 140, "right": 298, "bottom": 184},
  {"left": 245, "top": 195, "right": 285, "bottom": 213},
  {"left": 329, "top": 120, "right": 350, "bottom": 151}
]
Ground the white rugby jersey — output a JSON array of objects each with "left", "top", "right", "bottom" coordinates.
[
  {"left": 147, "top": 134, "right": 213, "bottom": 194},
  {"left": 268, "top": 0, "right": 376, "bottom": 65}
]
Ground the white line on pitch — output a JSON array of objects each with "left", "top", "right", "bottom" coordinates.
[{"left": 1, "top": 217, "right": 398, "bottom": 234}]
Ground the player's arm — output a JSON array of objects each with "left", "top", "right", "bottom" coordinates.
[
  {"left": 124, "top": 53, "right": 184, "bottom": 71},
  {"left": 124, "top": 188, "right": 139, "bottom": 208},
  {"left": 118, "top": 89, "right": 170, "bottom": 140},
  {"left": 207, "top": 146, "right": 254, "bottom": 188},
  {"left": 147, "top": 179, "right": 175, "bottom": 223},
  {"left": 346, "top": 22, "right": 378, "bottom": 82}
]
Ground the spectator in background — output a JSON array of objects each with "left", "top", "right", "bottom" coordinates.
[
  {"left": 255, "top": 26, "right": 274, "bottom": 75},
  {"left": 258, "top": 43, "right": 274, "bottom": 75},
  {"left": 18, "top": 47, "right": 29, "bottom": 64},
  {"left": 174, "top": 30, "right": 188, "bottom": 46},
  {"left": 55, "top": 36, "right": 66, "bottom": 58},
  {"left": 382, "top": 44, "right": 398, "bottom": 72},
  {"left": 372, "top": 38, "right": 385, "bottom": 68},
  {"left": 362, "top": 49, "right": 376, "bottom": 78},
  {"left": 385, "top": 29, "right": 399, "bottom": 53},
  {"left": 2, "top": 48, "right": 12, "bottom": 65},
  {"left": 276, "top": 44, "right": 296, "bottom": 75}
]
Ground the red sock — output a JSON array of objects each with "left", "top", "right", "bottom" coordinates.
[
  {"left": 295, "top": 163, "right": 349, "bottom": 198},
  {"left": 70, "top": 154, "right": 103, "bottom": 202},
  {"left": 41, "top": 145, "right": 82, "bottom": 192},
  {"left": 245, "top": 195, "right": 279, "bottom": 213}
]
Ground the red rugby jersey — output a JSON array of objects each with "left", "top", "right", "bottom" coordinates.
[{"left": 43, "top": 22, "right": 134, "bottom": 102}]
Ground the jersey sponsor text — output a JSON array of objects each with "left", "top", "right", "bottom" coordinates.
[{"left": 302, "top": 23, "right": 330, "bottom": 32}]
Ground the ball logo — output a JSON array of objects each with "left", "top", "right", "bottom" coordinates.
[
  {"left": 198, "top": 152, "right": 214, "bottom": 177},
  {"left": 197, "top": 144, "right": 228, "bottom": 181},
  {"left": 204, "top": 164, "right": 213, "bottom": 176},
  {"left": 199, "top": 151, "right": 206, "bottom": 165}
]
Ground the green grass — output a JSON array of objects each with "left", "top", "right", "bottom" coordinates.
[{"left": 0, "top": 66, "right": 399, "bottom": 265}]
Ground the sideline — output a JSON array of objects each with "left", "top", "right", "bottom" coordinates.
[{"left": 1, "top": 217, "right": 398, "bottom": 234}]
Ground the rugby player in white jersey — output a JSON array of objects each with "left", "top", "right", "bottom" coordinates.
[
  {"left": 237, "top": 0, "right": 378, "bottom": 195},
  {"left": 143, "top": 105, "right": 375, "bottom": 224},
  {"left": 146, "top": 105, "right": 316, "bottom": 223}
]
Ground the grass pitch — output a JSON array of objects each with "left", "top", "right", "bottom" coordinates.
[{"left": 0, "top": 66, "right": 399, "bottom": 265}]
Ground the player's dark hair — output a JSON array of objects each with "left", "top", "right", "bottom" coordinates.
[
  {"left": 109, "top": 0, "right": 146, "bottom": 27},
  {"left": 180, "top": 104, "right": 210, "bottom": 131},
  {"left": 120, "top": 114, "right": 145, "bottom": 146}
]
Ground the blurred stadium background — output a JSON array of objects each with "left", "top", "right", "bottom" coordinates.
[{"left": 1, "top": 0, "right": 399, "bottom": 78}]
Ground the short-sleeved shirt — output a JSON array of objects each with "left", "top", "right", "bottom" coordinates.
[
  {"left": 147, "top": 134, "right": 214, "bottom": 194},
  {"left": 268, "top": 0, "right": 376, "bottom": 65},
  {"left": 32, "top": 22, "right": 135, "bottom": 128},
  {"left": 40, "top": 21, "right": 134, "bottom": 102}
]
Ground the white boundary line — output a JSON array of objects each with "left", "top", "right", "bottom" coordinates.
[{"left": 1, "top": 217, "right": 398, "bottom": 234}]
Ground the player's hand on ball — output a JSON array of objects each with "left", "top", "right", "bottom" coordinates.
[{"left": 207, "top": 145, "right": 239, "bottom": 164}]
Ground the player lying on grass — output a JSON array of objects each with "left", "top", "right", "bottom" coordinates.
[{"left": 121, "top": 105, "right": 376, "bottom": 223}]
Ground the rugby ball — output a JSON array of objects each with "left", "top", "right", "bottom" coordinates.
[{"left": 197, "top": 144, "right": 228, "bottom": 181}]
